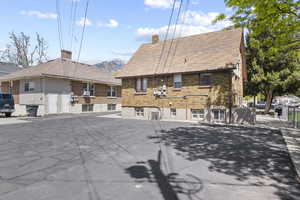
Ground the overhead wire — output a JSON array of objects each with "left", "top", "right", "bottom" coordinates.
[
  {"left": 77, "top": 0, "right": 90, "bottom": 62},
  {"left": 161, "top": 0, "right": 183, "bottom": 74},
  {"left": 56, "top": 0, "right": 64, "bottom": 51},
  {"left": 68, "top": 0, "right": 74, "bottom": 51},
  {"left": 70, "top": 0, "right": 79, "bottom": 52},
  {"left": 166, "top": 0, "right": 191, "bottom": 73},
  {"left": 153, "top": 0, "right": 177, "bottom": 77}
]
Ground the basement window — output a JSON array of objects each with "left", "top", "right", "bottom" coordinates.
[
  {"left": 170, "top": 108, "right": 176, "bottom": 117},
  {"left": 173, "top": 74, "right": 182, "bottom": 89},
  {"left": 24, "top": 80, "right": 35, "bottom": 92},
  {"left": 199, "top": 73, "right": 212, "bottom": 86},
  {"left": 191, "top": 109, "right": 205, "bottom": 120},
  {"left": 108, "top": 104, "right": 116, "bottom": 111},
  {"left": 135, "top": 108, "right": 144, "bottom": 117},
  {"left": 213, "top": 109, "right": 226, "bottom": 121},
  {"left": 82, "top": 104, "right": 94, "bottom": 112},
  {"left": 136, "top": 78, "right": 147, "bottom": 92}
]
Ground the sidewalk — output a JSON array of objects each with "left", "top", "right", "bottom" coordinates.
[
  {"left": 281, "top": 128, "right": 300, "bottom": 178},
  {"left": 256, "top": 115, "right": 300, "bottom": 178}
]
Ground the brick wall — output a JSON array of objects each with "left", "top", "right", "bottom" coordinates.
[
  {"left": 0, "top": 81, "right": 10, "bottom": 93},
  {"left": 122, "top": 72, "right": 233, "bottom": 109},
  {"left": 71, "top": 81, "right": 121, "bottom": 104},
  {"left": 0, "top": 81, "right": 20, "bottom": 104},
  {"left": 12, "top": 80, "right": 20, "bottom": 104}
]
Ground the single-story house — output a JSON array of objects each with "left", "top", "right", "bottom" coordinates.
[
  {"left": 0, "top": 62, "right": 22, "bottom": 93},
  {"left": 0, "top": 50, "right": 121, "bottom": 116},
  {"left": 117, "top": 28, "right": 247, "bottom": 122},
  {"left": 0, "top": 62, "right": 22, "bottom": 77}
]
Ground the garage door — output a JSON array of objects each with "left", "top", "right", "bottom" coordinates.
[
  {"left": 60, "top": 94, "right": 70, "bottom": 113},
  {"left": 48, "top": 94, "right": 58, "bottom": 114}
]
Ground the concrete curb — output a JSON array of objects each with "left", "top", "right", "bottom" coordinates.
[{"left": 280, "top": 128, "right": 300, "bottom": 179}]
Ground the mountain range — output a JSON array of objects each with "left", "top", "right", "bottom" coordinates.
[{"left": 94, "top": 59, "right": 125, "bottom": 72}]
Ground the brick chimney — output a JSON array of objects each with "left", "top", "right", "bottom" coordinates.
[
  {"left": 61, "top": 50, "right": 72, "bottom": 60},
  {"left": 152, "top": 35, "right": 159, "bottom": 44}
]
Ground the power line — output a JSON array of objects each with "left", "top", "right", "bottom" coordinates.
[
  {"left": 166, "top": 0, "right": 190, "bottom": 73},
  {"left": 161, "top": 0, "right": 184, "bottom": 74},
  {"left": 153, "top": 0, "right": 178, "bottom": 76},
  {"left": 56, "top": 0, "right": 64, "bottom": 50},
  {"left": 70, "top": 0, "right": 78, "bottom": 52},
  {"left": 68, "top": 0, "right": 74, "bottom": 49},
  {"left": 77, "top": 0, "right": 90, "bottom": 62}
]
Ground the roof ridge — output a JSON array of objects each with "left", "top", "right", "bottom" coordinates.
[{"left": 144, "top": 27, "right": 243, "bottom": 46}]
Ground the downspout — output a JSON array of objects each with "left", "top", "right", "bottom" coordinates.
[{"left": 228, "top": 72, "right": 233, "bottom": 124}]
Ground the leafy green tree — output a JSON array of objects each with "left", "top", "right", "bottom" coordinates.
[{"left": 216, "top": 0, "right": 300, "bottom": 112}]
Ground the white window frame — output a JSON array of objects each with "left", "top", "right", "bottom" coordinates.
[
  {"left": 213, "top": 109, "right": 226, "bottom": 122},
  {"left": 135, "top": 108, "right": 144, "bottom": 117},
  {"left": 83, "top": 82, "right": 95, "bottom": 96},
  {"left": 173, "top": 74, "right": 182, "bottom": 89},
  {"left": 107, "top": 104, "right": 116, "bottom": 111},
  {"left": 170, "top": 108, "right": 176, "bottom": 117},
  {"left": 107, "top": 86, "right": 116, "bottom": 97},
  {"left": 199, "top": 73, "right": 212, "bottom": 86},
  {"left": 136, "top": 78, "right": 147, "bottom": 92},
  {"left": 191, "top": 109, "right": 205, "bottom": 120},
  {"left": 24, "top": 80, "right": 35, "bottom": 92}
]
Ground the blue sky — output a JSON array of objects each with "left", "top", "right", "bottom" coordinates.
[{"left": 0, "top": 0, "right": 231, "bottom": 63}]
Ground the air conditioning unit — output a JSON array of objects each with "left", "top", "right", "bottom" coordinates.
[
  {"left": 153, "top": 85, "right": 167, "bottom": 97},
  {"left": 83, "top": 90, "right": 90, "bottom": 96},
  {"left": 153, "top": 89, "right": 161, "bottom": 97},
  {"left": 71, "top": 95, "right": 79, "bottom": 103}
]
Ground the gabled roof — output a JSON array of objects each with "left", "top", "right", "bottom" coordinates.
[
  {"left": 0, "top": 58, "right": 121, "bottom": 85},
  {"left": 0, "top": 62, "right": 22, "bottom": 76},
  {"left": 117, "top": 28, "right": 244, "bottom": 78}
]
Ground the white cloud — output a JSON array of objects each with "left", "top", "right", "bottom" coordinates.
[
  {"left": 76, "top": 17, "right": 93, "bottom": 26},
  {"left": 112, "top": 50, "right": 135, "bottom": 56},
  {"left": 184, "top": 11, "right": 220, "bottom": 26},
  {"left": 144, "top": 0, "right": 174, "bottom": 9},
  {"left": 20, "top": 10, "right": 57, "bottom": 19},
  {"left": 191, "top": 0, "right": 199, "bottom": 5},
  {"left": 106, "top": 19, "right": 119, "bottom": 28},
  {"left": 98, "top": 19, "right": 119, "bottom": 28},
  {"left": 136, "top": 10, "right": 232, "bottom": 41}
]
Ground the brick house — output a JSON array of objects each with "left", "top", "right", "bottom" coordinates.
[
  {"left": 117, "top": 28, "right": 247, "bottom": 122},
  {"left": 0, "top": 50, "right": 121, "bottom": 116}
]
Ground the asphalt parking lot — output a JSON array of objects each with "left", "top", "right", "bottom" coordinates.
[{"left": 0, "top": 113, "right": 299, "bottom": 200}]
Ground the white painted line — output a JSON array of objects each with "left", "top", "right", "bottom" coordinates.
[{"left": 0, "top": 118, "right": 31, "bottom": 126}]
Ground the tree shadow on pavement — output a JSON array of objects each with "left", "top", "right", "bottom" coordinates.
[
  {"left": 125, "top": 151, "right": 203, "bottom": 200},
  {"left": 147, "top": 124, "right": 300, "bottom": 200}
]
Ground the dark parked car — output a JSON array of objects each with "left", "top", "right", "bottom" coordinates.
[
  {"left": 0, "top": 93, "right": 15, "bottom": 117},
  {"left": 256, "top": 101, "right": 266, "bottom": 109}
]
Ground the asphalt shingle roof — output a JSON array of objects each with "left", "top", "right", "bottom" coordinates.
[
  {"left": 0, "top": 62, "right": 22, "bottom": 76},
  {"left": 0, "top": 59, "right": 121, "bottom": 85},
  {"left": 118, "top": 28, "right": 244, "bottom": 78}
]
